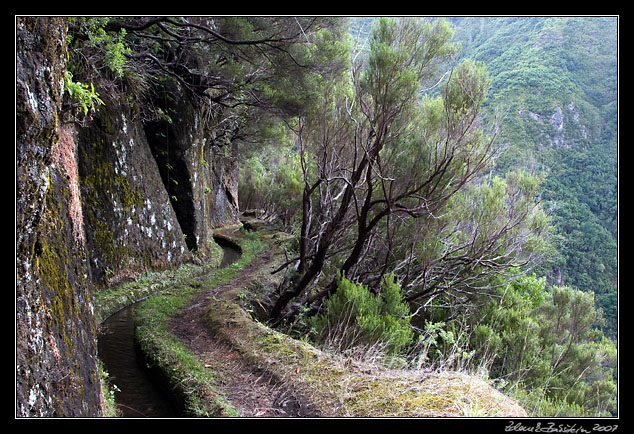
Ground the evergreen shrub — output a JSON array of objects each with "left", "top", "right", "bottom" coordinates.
[{"left": 309, "top": 273, "right": 414, "bottom": 355}]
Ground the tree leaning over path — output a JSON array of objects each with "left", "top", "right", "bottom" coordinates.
[
  {"left": 67, "top": 16, "right": 349, "bottom": 152},
  {"left": 270, "top": 17, "right": 549, "bottom": 324}
]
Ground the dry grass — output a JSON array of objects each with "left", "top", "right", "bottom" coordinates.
[
  {"left": 205, "top": 287, "right": 528, "bottom": 418},
  {"left": 127, "top": 217, "right": 527, "bottom": 418}
]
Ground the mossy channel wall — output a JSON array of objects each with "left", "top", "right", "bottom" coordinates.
[{"left": 16, "top": 17, "right": 240, "bottom": 417}]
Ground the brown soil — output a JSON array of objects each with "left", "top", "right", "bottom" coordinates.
[
  {"left": 165, "top": 222, "right": 528, "bottom": 418},
  {"left": 168, "top": 227, "right": 314, "bottom": 417}
]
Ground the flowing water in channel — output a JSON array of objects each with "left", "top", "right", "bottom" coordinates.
[
  {"left": 98, "top": 304, "right": 179, "bottom": 417},
  {"left": 98, "top": 239, "right": 241, "bottom": 418}
]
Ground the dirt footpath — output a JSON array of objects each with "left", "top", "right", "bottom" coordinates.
[{"left": 168, "top": 227, "right": 314, "bottom": 417}]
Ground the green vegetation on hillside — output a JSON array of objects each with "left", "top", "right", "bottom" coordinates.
[
  {"left": 239, "top": 17, "right": 617, "bottom": 417},
  {"left": 62, "top": 16, "right": 617, "bottom": 417},
  {"left": 447, "top": 16, "right": 618, "bottom": 340}
]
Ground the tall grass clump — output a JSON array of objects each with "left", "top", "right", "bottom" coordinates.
[{"left": 408, "top": 320, "right": 490, "bottom": 376}]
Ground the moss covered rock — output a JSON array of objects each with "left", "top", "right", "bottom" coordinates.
[
  {"left": 16, "top": 17, "right": 101, "bottom": 417},
  {"left": 16, "top": 16, "right": 241, "bottom": 417}
]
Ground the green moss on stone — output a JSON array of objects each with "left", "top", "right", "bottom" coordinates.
[{"left": 79, "top": 141, "right": 141, "bottom": 276}]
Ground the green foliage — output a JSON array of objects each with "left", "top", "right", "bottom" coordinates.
[
  {"left": 413, "top": 320, "right": 478, "bottom": 373},
  {"left": 63, "top": 71, "right": 104, "bottom": 116},
  {"left": 360, "top": 17, "right": 456, "bottom": 122},
  {"left": 309, "top": 274, "right": 414, "bottom": 355},
  {"left": 526, "top": 286, "right": 617, "bottom": 416},
  {"left": 540, "top": 155, "right": 618, "bottom": 338},
  {"left": 448, "top": 17, "right": 617, "bottom": 339},
  {"left": 259, "top": 22, "right": 351, "bottom": 117},
  {"left": 67, "top": 17, "right": 130, "bottom": 78},
  {"left": 451, "top": 169, "right": 549, "bottom": 253},
  {"left": 445, "top": 58, "right": 490, "bottom": 114},
  {"left": 238, "top": 137, "right": 303, "bottom": 228},
  {"left": 470, "top": 273, "right": 547, "bottom": 379},
  {"left": 97, "top": 359, "right": 120, "bottom": 417},
  {"left": 460, "top": 276, "right": 617, "bottom": 416}
]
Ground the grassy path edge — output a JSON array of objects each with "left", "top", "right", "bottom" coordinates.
[
  {"left": 133, "top": 227, "right": 267, "bottom": 417},
  {"left": 104, "top": 217, "right": 528, "bottom": 418}
]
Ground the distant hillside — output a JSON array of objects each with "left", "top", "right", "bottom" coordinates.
[
  {"left": 350, "top": 16, "right": 618, "bottom": 338},
  {"left": 448, "top": 16, "right": 618, "bottom": 338}
]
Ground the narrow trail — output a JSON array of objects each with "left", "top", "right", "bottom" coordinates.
[
  {"left": 105, "top": 219, "right": 529, "bottom": 418},
  {"left": 168, "top": 228, "right": 305, "bottom": 417}
]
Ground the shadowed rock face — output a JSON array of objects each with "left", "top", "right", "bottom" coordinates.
[
  {"left": 16, "top": 17, "right": 240, "bottom": 417},
  {"left": 142, "top": 79, "right": 240, "bottom": 254},
  {"left": 75, "top": 99, "right": 192, "bottom": 284},
  {"left": 16, "top": 16, "right": 102, "bottom": 417}
]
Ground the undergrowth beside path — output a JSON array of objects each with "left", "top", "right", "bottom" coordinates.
[
  {"left": 133, "top": 226, "right": 267, "bottom": 416},
  {"left": 205, "top": 287, "right": 528, "bottom": 417},
  {"left": 104, "top": 216, "right": 528, "bottom": 418}
]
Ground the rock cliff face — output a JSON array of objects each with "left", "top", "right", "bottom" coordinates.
[
  {"left": 16, "top": 17, "right": 240, "bottom": 417},
  {"left": 16, "top": 16, "right": 100, "bottom": 417}
]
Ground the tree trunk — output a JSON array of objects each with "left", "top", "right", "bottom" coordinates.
[{"left": 270, "top": 151, "right": 373, "bottom": 320}]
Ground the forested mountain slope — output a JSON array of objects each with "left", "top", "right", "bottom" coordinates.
[
  {"left": 349, "top": 17, "right": 618, "bottom": 338},
  {"left": 439, "top": 17, "right": 618, "bottom": 338}
]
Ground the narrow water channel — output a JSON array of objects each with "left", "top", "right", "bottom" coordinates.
[
  {"left": 97, "top": 237, "right": 241, "bottom": 418},
  {"left": 98, "top": 304, "right": 179, "bottom": 417}
]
